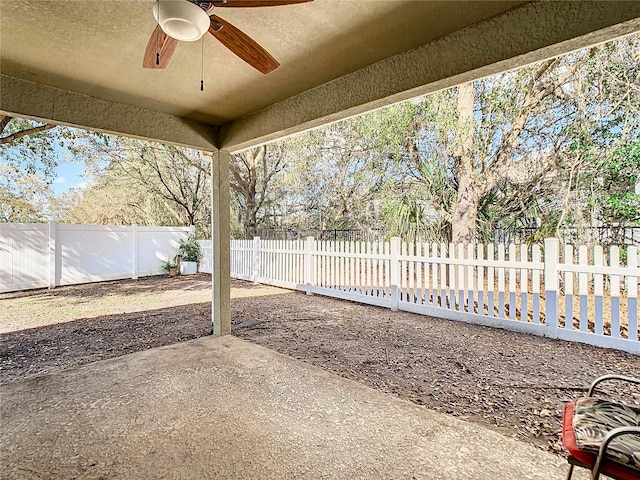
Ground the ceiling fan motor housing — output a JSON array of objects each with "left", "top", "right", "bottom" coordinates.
[
  {"left": 144, "top": 0, "right": 309, "bottom": 73},
  {"left": 153, "top": 0, "right": 213, "bottom": 42}
]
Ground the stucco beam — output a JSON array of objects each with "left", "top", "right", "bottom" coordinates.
[
  {"left": 0, "top": 75, "right": 217, "bottom": 151},
  {"left": 218, "top": 1, "right": 640, "bottom": 152}
]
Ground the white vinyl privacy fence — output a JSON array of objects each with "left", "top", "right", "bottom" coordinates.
[
  {"left": 198, "top": 239, "right": 213, "bottom": 274},
  {"left": 0, "top": 222, "right": 193, "bottom": 293},
  {"left": 228, "top": 237, "right": 639, "bottom": 354}
]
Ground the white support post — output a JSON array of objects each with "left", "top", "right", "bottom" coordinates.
[
  {"left": 305, "top": 236, "right": 315, "bottom": 295},
  {"left": 390, "top": 237, "right": 401, "bottom": 311},
  {"left": 467, "top": 243, "right": 475, "bottom": 314},
  {"left": 210, "top": 150, "right": 231, "bottom": 337},
  {"left": 457, "top": 243, "right": 465, "bottom": 312},
  {"left": 564, "top": 244, "right": 573, "bottom": 330},
  {"left": 449, "top": 242, "right": 456, "bottom": 311},
  {"left": 544, "top": 238, "right": 559, "bottom": 338},
  {"left": 132, "top": 224, "right": 139, "bottom": 280},
  {"left": 48, "top": 220, "right": 57, "bottom": 289},
  {"left": 252, "top": 236, "right": 260, "bottom": 284}
]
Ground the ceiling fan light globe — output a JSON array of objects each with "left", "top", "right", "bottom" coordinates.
[{"left": 153, "top": 1, "right": 210, "bottom": 42}]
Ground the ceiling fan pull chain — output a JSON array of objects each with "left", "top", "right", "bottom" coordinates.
[
  {"left": 200, "top": 37, "right": 205, "bottom": 91},
  {"left": 156, "top": 0, "right": 161, "bottom": 65}
]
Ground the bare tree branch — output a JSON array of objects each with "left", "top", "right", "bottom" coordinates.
[{"left": 0, "top": 122, "right": 57, "bottom": 145}]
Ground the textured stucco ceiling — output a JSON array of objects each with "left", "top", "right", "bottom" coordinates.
[
  {"left": 1, "top": 0, "right": 524, "bottom": 125},
  {"left": 2, "top": 1, "right": 640, "bottom": 151}
]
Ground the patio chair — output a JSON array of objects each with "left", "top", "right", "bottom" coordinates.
[{"left": 562, "top": 374, "right": 640, "bottom": 480}]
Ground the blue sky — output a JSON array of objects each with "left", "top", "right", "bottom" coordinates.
[
  {"left": 0, "top": 132, "right": 93, "bottom": 196},
  {"left": 51, "top": 161, "right": 90, "bottom": 196}
]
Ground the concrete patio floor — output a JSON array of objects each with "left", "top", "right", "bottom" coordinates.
[{"left": 1, "top": 335, "right": 580, "bottom": 479}]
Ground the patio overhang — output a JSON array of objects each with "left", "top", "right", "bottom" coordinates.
[
  {"left": 218, "top": 1, "right": 640, "bottom": 152},
  {"left": 2, "top": 1, "right": 639, "bottom": 153}
]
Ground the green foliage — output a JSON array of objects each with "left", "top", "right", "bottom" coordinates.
[
  {"left": 63, "top": 135, "right": 211, "bottom": 236},
  {"left": 178, "top": 235, "right": 201, "bottom": 262},
  {"left": 0, "top": 162, "right": 51, "bottom": 222},
  {"left": 525, "top": 225, "right": 557, "bottom": 246},
  {"left": 272, "top": 109, "right": 412, "bottom": 234},
  {"left": 161, "top": 259, "right": 178, "bottom": 272},
  {"left": 382, "top": 192, "right": 450, "bottom": 242},
  {"left": 4, "top": 36, "right": 637, "bottom": 251},
  {"left": 382, "top": 193, "right": 425, "bottom": 241},
  {"left": 0, "top": 117, "right": 82, "bottom": 181},
  {"left": 583, "top": 142, "right": 640, "bottom": 226},
  {"left": 246, "top": 35, "right": 638, "bottom": 245},
  {"left": 376, "top": 36, "right": 640, "bottom": 244}
]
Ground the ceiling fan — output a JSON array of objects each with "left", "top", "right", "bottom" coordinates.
[{"left": 143, "top": 0, "right": 313, "bottom": 74}]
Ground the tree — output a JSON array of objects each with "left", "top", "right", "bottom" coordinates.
[
  {"left": 0, "top": 115, "right": 56, "bottom": 145},
  {"left": 47, "top": 187, "right": 84, "bottom": 223},
  {"left": 65, "top": 136, "right": 212, "bottom": 236},
  {"left": 230, "top": 145, "right": 285, "bottom": 239},
  {"left": 0, "top": 163, "right": 51, "bottom": 222},
  {"left": 552, "top": 37, "right": 640, "bottom": 245},
  {"left": 1, "top": 115, "right": 93, "bottom": 225},
  {"left": 272, "top": 106, "right": 411, "bottom": 235},
  {"left": 0, "top": 116, "right": 79, "bottom": 180},
  {"left": 65, "top": 171, "right": 168, "bottom": 226},
  {"left": 1, "top": 116, "right": 216, "bottom": 232},
  {"left": 441, "top": 60, "right": 586, "bottom": 244},
  {"left": 390, "top": 35, "right": 639, "bottom": 245}
]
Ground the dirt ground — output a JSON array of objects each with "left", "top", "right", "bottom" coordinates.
[{"left": 1, "top": 274, "right": 638, "bottom": 457}]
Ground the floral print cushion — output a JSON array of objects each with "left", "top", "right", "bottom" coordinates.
[{"left": 573, "top": 397, "right": 640, "bottom": 471}]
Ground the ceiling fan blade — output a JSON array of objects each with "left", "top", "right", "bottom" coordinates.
[
  {"left": 143, "top": 25, "right": 178, "bottom": 69},
  {"left": 209, "top": 15, "right": 279, "bottom": 74},
  {"left": 214, "top": 0, "right": 313, "bottom": 7}
]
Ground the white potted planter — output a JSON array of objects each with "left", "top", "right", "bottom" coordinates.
[
  {"left": 178, "top": 234, "right": 201, "bottom": 275},
  {"left": 180, "top": 261, "right": 198, "bottom": 275}
]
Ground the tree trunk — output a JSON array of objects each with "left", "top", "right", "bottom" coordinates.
[
  {"left": 451, "top": 180, "right": 481, "bottom": 245},
  {"left": 243, "top": 199, "right": 258, "bottom": 239},
  {"left": 450, "top": 82, "right": 479, "bottom": 245}
]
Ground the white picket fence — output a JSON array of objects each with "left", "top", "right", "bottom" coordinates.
[
  {"left": 228, "top": 237, "right": 639, "bottom": 354},
  {"left": 0, "top": 222, "right": 193, "bottom": 293}
]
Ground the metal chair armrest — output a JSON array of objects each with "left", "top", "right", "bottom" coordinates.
[
  {"left": 591, "top": 426, "right": 640, "bottom": 480},
  {"left": 588, "top": 375, "right": 640, "bottom": 397}
]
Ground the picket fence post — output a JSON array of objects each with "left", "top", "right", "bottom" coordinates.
[
  {"left": 48, "top": 220, "right": 57, "bottom": 289},
  {"left": 390, "top": 237, "right": 401, "bottom": 311},
  {"left": 544, "top": 237, "right": 559, "bottom": 339},
  {"left": 305, "top": 236, "right": 315, "bottom": 295},
  {"left": 251, "top": 236, "right": 261, "bottom": 284},
  {"left": 627, "top": 247, "right": 638, "bottom": 341}
]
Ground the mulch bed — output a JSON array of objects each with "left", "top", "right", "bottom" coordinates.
[
  {"left": 1, "top": 276, "right": 638, "bottom": 457},
  {"left": 0, "top": 303, "right": 212, "bottom": 383}
]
